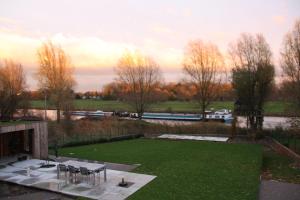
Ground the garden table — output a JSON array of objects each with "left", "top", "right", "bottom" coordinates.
[{"left": 62, "top": 160, "right": 107, "bottom": 184}]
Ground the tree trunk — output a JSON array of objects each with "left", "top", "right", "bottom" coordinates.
[
  {"left": 257, "top": 112, "right": 263, "bottom": 131},
  {"left": 231, "top": 114, "right": 237, "bottom": 138},
  {"left": 249, "top": 114, "right": 257, "bottom": 130},
  {"left": 137, "top": 112, "right": 143, "bottom": 135},
  {"left": 57, "top": 108, "right": 61, "bottom": 123},
  {"left": 202, "top": 103, "right": 206, "bottom": 122},
  {"left": 138, "top": 112, "right": 143, "bottom": 120}
]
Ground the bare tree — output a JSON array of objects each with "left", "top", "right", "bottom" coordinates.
[
  {"left": 281, "top": 19, "right": 300, "bottom": 113},
  {"left": 230, "top": 33, "right": 274, "bottom": 132},
  {"left": 115, "top": 51, "right": 162, "bottom": 118},
  {"left": 183, "top": 40, "right": 224, "bottom": 119},
  {"left": 0, "top": 60, "right": 27, "bottom": 120},
  {"left": 36, "top": 41, "right": 76, "bottom": 123}
]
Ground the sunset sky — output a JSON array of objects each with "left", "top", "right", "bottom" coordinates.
[{"left": 0, "top": 0, "right": 299, "bottom": 91}]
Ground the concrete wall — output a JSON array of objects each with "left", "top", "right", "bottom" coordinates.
[{"left": 0, "top": 122, "right": 48, "bottom": 159}]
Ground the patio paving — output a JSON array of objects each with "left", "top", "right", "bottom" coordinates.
[
  {"left": 0, "top": 159, "right": 156, "bottom": 200},
  {"left": 0, "top": 190, "right": 73, "bottom": 200},
  {"left": 0, "top": 181, "right": 74, "bottom": 200},
  {"left": 158, "top": 134, "right": 229, "bottom": 142},
  {"left": 51, "top": 155, "right": 139, "bottom": 172},
  {"left": 259, "top": 180, "right": 300, "bottom": 200}
]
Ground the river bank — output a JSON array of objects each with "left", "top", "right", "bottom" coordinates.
[
  {"left": 29, "top": 100, "right": 297, "bottom": 117},
  {"left": 25, "top": 109, "right": 296, "bottom": 129}
]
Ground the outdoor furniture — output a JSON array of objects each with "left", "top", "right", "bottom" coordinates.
[
  {"left": 68, "top": 165, "right": 80, "bottom": 183},
  {"left": 57, "top": 164, "right": 68, "bottom": 179},
  {"left": 94, "top": 166, "right": 106, "bottom": 184},
  {"left": 63, "top": 160, "right": 107, "bottom": 185},
  {"left": 80, "top": 167, "right": 94, "bottom": 184}
]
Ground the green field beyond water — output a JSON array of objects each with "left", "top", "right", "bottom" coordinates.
[
  {"left": 30, "top": 100, "right": 291, "bottom": 115},
  {"left": 58, "top": 139, "right": 262, "bottom": 200}
]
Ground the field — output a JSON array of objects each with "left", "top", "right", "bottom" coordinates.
[
  {"left": 0, "top": 121, "right": 32, "bottom": 126},
  {"left": 58, "top": 139, "right": 262, "bottom": 200},
  {"left": 262, "top": 148, "right": 300, "bottom": 184},
  {"left": 30, "top": 100, "right": 291, "bottom": 115}
]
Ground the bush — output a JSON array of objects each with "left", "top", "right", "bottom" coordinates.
[{"left": 48, "top": 118, "right": 234, "bottom": 147}]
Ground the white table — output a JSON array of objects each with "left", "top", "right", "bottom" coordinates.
[{"left": 62, "top": 160, "right": 107, "bottom": 184}]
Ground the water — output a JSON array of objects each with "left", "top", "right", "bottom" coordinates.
[
  {"left": 26, "top": 109, "right": 293, "bottom": 129},
  {"left": 25, "top": 109, "right": 84, "bottom": 121},
  {"left": 237, "top": 116, "right": 291, "bottom": 129},
  {"left": 144, "top": 117, "right": 292, "bottom": 129}
]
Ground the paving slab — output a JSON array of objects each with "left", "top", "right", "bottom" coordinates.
[
  {"left": 0, "top": 159, "right": 156, "bottom": 200},
  {"left": 259, "top": 180, "right": 300, "bottom": 200},
  {"left": 0, "top": 191, "right": 73, "bottom": 200},
  {"left": 0, "top": 181, "right": 74, "bottom": 200},
  {"left": 158, "top": 134, "right": 229, "bottom": 142}
]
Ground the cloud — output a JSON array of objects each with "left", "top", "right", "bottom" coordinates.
[
  {"left": 0, "top": 30, "right": 135, "bottom": 68},
  {"left": 0, "top": 28, "right": 184, "bottom": 90},
  {"left": 183, "top": 8, "right": 193, "bottom": 17},
  {"left": 0, "top": 28, "right": 183, "bottom": 69},
  {"left": 151, "top": 24, "right": 174, "bottom": 35},
  {"left": 0, "top": 17, "right": 19, "bottom": 25},
  {"left": 272, "top": 15, "right": 286, "bottom": 25},
  {"left": 0, "top": 29, "right": 41, "bottom": 66}
]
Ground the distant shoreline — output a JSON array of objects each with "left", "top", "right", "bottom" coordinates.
[{"left": 27, "top": 100, "right": 297, "bottom": 117}]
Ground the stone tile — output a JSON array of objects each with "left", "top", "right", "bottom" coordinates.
[
  {"left": 158, "top": 134, "right": 228, "bottom": 142},
  {"left": 259, "top": 180, "right": 300, "bottom": 200},
  {"left": 19, "top": 177, "right": 41, "bottom": 185},
  {"left": 0, "top": 159, "right": 156, "bottom": 200}
]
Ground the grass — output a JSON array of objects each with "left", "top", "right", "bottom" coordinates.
[
  {"left": 58, "top": 139, "right": 262, "bottom": 200},
  {"left": 0, "top": 120, "right": 32, "bottom": 127},
  {"left": 149, "top": 101, "right": 234, "bottom": 112},
  {"left": 262, "top": 148, "right": 300, "bottom": 184},
  {"left": 30, "top": 100, "right": 292, "bottom": 115},
  {"left": 31, "top": 100, "right": 131, "bottom": 111}
]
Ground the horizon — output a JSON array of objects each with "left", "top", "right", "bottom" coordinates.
[{"left": 0, "top": 0, "right": 299, "bottom": 91}]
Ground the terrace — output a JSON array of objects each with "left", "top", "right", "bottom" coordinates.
[
  {"left": 1, "top": 132, "right": 299, "bottom": 200},
  {"left": 0, "top": 158, "right": 155, "bottom": 200}
]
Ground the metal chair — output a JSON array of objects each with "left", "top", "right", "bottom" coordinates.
[
  {"left": 80, "top": 167, "right": 94, "bottom": 184},
  {"left": 94, "top": 167, "right": 102, "bottom": 185},
  {"left": 68, "top": 165, "right": 80, "bottom": 183},
  {"left": 57, "top": 164, "right": 68, "bottom": 179}
]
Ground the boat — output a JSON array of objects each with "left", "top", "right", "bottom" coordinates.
[
  {"left": 206, "top": 109, "right": 233, "bottom": 123},
  {"left": 142, "top": 112, "right": 202, "bottom": 121},
  {"left": 69, "top": 110, "right": 105, "bottom": 117},
  {"left": 141, "top": 109, "right": 233, "bottom": 123}
]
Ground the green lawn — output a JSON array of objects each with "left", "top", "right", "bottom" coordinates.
[
  {"left": 0, "top": 120, "right": 32, "bottom": 127},
  {"left": 262, "top": 149, "right": 300, "bottom": 183},
  {"left": 58, "top": 139, "right": 262, "bottom": 200},
  {"left": 30, "top": 100, "right": 291, "bottom": 115},
  {"left": 31, "top": 100, "right": 132, "bottom": 111}
]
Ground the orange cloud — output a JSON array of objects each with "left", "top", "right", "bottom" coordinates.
[
  {"left": 272, "top": 15, "right": 286, "bottom": 25},
  {"left": 0, "top": 29, "right": 183, "bottom": 70}
]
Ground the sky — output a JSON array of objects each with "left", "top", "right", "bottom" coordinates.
[{"left": 0, "top": 0, "right": 299, "bottom": 91}]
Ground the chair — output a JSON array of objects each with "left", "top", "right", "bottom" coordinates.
[
  {"left": 57, "top": 164, "right": 68, "bottom": 179},
  {"left": 94, "top": 167, "right": 103, "bottom": 185},
  {"left": 80, "top": 167, "right": 94, "bottom": 184},
  {"left": 68, "top": 165, "right": 80, "bottom": 183}
]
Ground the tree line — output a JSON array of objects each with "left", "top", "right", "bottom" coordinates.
[
  {"left": 28, "top": 81, "right": 287, "bottom": 102},
  {"left": 0, "top": 19, "right": 299, "bottom": 133}
]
